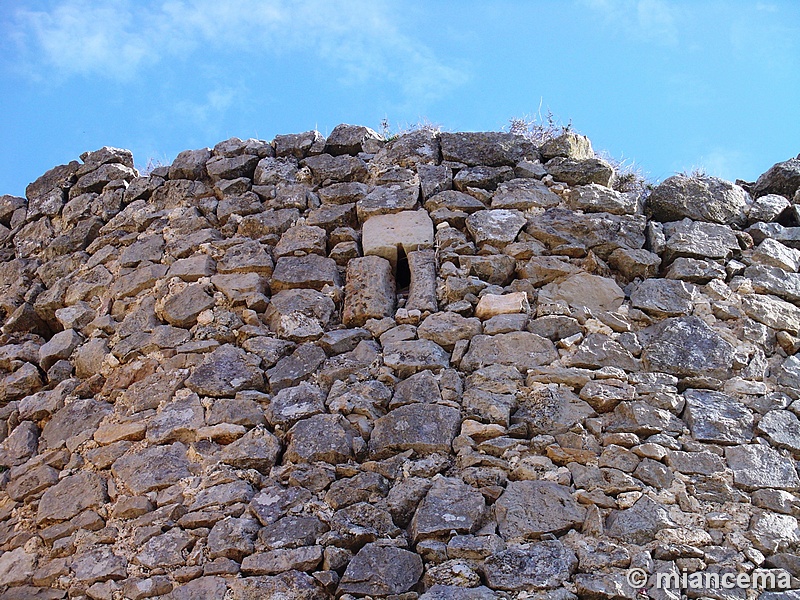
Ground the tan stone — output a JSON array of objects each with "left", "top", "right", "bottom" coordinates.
[
  {"left": 474, "top": 292, "right": 530, "bottom": 320},
  {"left": 362, "top": 210, "right": 434, "bottom": 267}
]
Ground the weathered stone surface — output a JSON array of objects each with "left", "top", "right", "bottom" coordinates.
[
  {"left": 111, "top": 442, "right": 192, "bottom": 494},
  {"left": 41, "top": 397, "right": 112, "bottom": 450},
  {"left": 630, "top": 278, "right": 694, "bottom": 317},
  {"left": 540, "top": 272, "right": 624, "bottom": 313},
  {"left": 362, "top": 210, "right": 433, "bottom": 266},
  {"left": 271, "top": 254, "right": 341, "bottom": 292},
  {"left": 683, "top": 389, "right": 754, "bottom": 445},
  {"left": 742, "top": 293, "right": 800, "bottom": 334},
  {"left": 495, "top": 481, "right": 585, "bottom": 540},
  {"left": 418, "top": 311, "right": 482, "bottom": 351},
  {"left": 343, "top": 255, "right": 395, "bottom": 327},
  {"left": 484, "top": 541, "right": 578, "bottom": 591},
  {"left": 647, "top": 175, "right": 749, "bottom": 225},
  {"left": 159, "top": 283, "right": 215, "bottom": 327},
  {"left": 756, "top": 410, "right": 800, "bottom": 454},
  {"left": 264, "top": 288, "right": 335, "bottom": 342},
  {"left": 440, "top": 132, "right": 534, "bottom": 167},
  {"left": 466, "top": 209, "right": 526, "bottom": 248},
  {"left": 753, "top": 157, "right": 800, "bottom": 199},
  {"left": 338, "top": 543, "right": 423, "bottom": 596},
  {"left": 725, "top": 444, "right": 800, "bottom": 490},
  {"left": 370, "top": 403, "right": 461, "bottom": 458},
  {"left": 0, "top": 547, "right": 37, "bottom": 587},
  {"left": 641, "top": 316, "right": 735, "bottom": 378},
  {"left": 265, "top": 343, "right": 326, "bottom": 392},
  {"left": 185, "top": 344, "right": 264, "bottom": 396},
  {"left": 606, "top": 495, "right": 675, "bottom": 544},
  {"left": 383, "top": 339, "right": 450, "bottom": 377},
  {"left": 285, "top": 413, "right": 360, "bottom": 464},
  {"left": 461, "top": 332, "right": 558, "bottom": 372},
  {"left": 410, "top": 476, "right": 486, "bottom": 541},
  {"left": 39, "top": 329, "right": 82, "bottom": 371},
  {"left": 568, "top": 183, "right": 637, "bottom": 215},
  {"left": 546, "top": 156, "right": 614, "bottom": 186},
  {"left": 37, "top": 471, "right": 107, "bottom": 524},
  {"left": 663, "top": 219, "right": 741, "bottom": 263}
]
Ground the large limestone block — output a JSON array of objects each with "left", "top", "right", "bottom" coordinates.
[
  {"left": 539, "top": 272, "right": 624, "bottom": 313},
  {"left": 495, "top": 481, "right": 586, "bottom": 540},
  {"left": 343, "top": 256, "right": 396, "bottom": 327},
  {"left": 461, "top": 332, "right": 558, "bottom": 372},
  {"left": 362, "top": 210, "right": 434, "bottom": 267}
]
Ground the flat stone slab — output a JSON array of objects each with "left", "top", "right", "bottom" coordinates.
[{"left": 362, "top": 210, "right": 434, "bottom": 267}]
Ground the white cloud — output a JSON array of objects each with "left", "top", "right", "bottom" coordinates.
[
  {"left": 580, "top": 0, "right": 679, "bottom": 46},
  {"left": 8, "top": 0, "right": 466, "bottom": 101}
]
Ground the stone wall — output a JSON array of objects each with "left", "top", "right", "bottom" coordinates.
[{"left": 0, "top": 124, "right": 799, "bottom": 599}]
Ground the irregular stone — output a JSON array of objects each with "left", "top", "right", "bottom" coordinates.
[
  {"left": 461, "top": 332, "right": 558, "bottom": 372},
  {"left": 0, "top": 547, "right": 36, "bottom": 587},
  {"left": 383, "top": 339, "right": 450, "bottom": 377},
  {"left": 71, "top": 547, "right": 127, "bottom": 584},
  {"left": 342, "top": 256, "right": 395, "bottom": 327},
  {"left": 419, "top": 585, "right": 505, "bottom": 600},
  {"left": 647, "top": 175, "right": 749, "bottom": 225},
  {"left": 370, "top": 403, "right": 461, "bottom": 458},
  {"left": 474, "top": 292, "right": 529, "bottom": 320},
  {"left": 608, "top": 246, "right": 662, "bottom": 280},
  {"left": 495, "top": 481, "right": 585, "bottom": 540},
  {"left": 466, "top": 209, "right": 526, "bottom": 248},
  {"left": 111, "top": 442, "right": 192, "bottom": 495},
  {"left": 41, "top": 397, "right": 112, "bottom": 451},
  {"left": 337, "top": 543, "right": 423, "bottom": 597},
  {"left": 229, "top": 571, "right": 327, "bottom": 600},
  {"left": 302, "top": 154, "right": 368, "bottom": 186},
  {"left": 417, "top": 311, "right": 482, "bottom": 351},
  {"left": 683, "top": 389, "right": 754, "bottom": 445},
  {"left": 271, "top": 254, "right": 341, "bottom": 292},
  {"left": 440, "top": 132, "right": 534, "bottom": 167},
  {"left": 136, "top": 529, "right": 193, "bottom": 569},
  {"left": 641, "top": 316, "right": 735, "bottom": 378},
  {"left": 484, "top": 541, "right": 578, "bottom": 591},
  {"left": 169, "top": 148, "right": 212, "bottom": 180},
  {"left": 39, "top": 329, "right": 82, "bottom": 371},
  {"left": 185, "top": 344, "right": 264, "bottom": 397},
  {"left": 220, "top": 427, "right": 281, "bottom": 473},
  {"left": 454, "top": 165, "right": 514, "bottom": 192},
  {"left": 264, "top": 288, "right": 335, "bottom": 342},
  {"left": 357, "top": 182, "right": 420, "bottom": 221},
  {"left": 630, "top": 278, "right": 694, "bottom": 317},
  {"left": 753, "top": 156, "right": 800, "bottom": 198},
  {"left": 546, "top": 156, "right": 614, "bottom": 186},
  {"left": 742, "top": 293, "right": 800, "bottom": 334},
  {"left": 37, "top": 471, "right": 107, "bottom": 525},
  {"left": 663, "top": 219, "right": 741, "bottom": 263},
  {"left": 540, "top": 132, "right": 594, "bottom": 160},
  {"left": 285, "top": 414, "right": 359, "bottom": 464},
  {"left": 0, "top": 421, "right": 39, "bottom": 467},
  {"left": 606, "top": 495, "right": 675, "bottom": 544},
  {"left": 750, "top": 238, "right": 800, "bottom": 272},
  {"left": 756, "top": 410, "right": 800, "bottom": 454},
  {"left": 725, "top": 444, "right": 800, "bottom": 490},
  {"left": 407, "top": 249, "right": 439, "bottom": 312},
  {"left": 241, "top": 546, "right": 322, "bottom": 576},
  {"left": 410, "top": 476, "right": 486, "bottom": 542},
  {"left": 540, "top": 272, "right": 624, "bottom": 313},
  {"left": 265, "top": 343, "right": 326, "bottom": 392},
  {"left": 217, "top": 239, "right": 274, "bottom": 276},
  {"left": 568, "top": 183, "right": 638, "bottom": 215},
  {"left": 159, "top": 284, "right": 215, "bottom": 328}
]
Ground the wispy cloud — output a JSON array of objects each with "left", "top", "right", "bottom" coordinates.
[
  {"left": 6, "top": 0, "right": 466, "bottom": 101},
  {"left": 580, "top": 0, "right": 679, "bottom": 46}
]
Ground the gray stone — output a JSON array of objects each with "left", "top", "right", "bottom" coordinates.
[
  {"left": 343, "top": 256, "right": 395, "bottom": 327},
  {"left": 494, "top": 481, "right": 586, "bottom": 540},
  {"left": 539, "top": 272, "right": 624, "bottom": 313},
  {"left": 420, "top": 586, "right": 506, "bottom": 600},
  {"left": 440, "top": 132, "right": 535, "bottom": 167},
  {"left": 72, "top": 547, "right": 127, "bottom": 584},
  {"left": 606, "top": 495, "right": 675, "bottom": 544},
  {"left": 683, "top": 389, "right": 754, "bottom": 445},
  {"left": 208, "top": 516, "right": 259, "bottom": 561},
  {"left": 630, "top": 279, "right": 694, "bottom": 317},
  {"left": 159, "top": 283, "right": 215, "bottom": 328},
  {"left": 570, "top": 334, "right": 639, "bottom": 372},
  {"left": 185, "top": 344, "right": 264, "bottom": 397},
  {"left": 37, "top": 471, "right": 107, "bottom": 524},
  {"left": 285, "top": 413, "right": 359, "bottom": 464},
  {"left": 39, "top": 329, "right": 82, "bottom": 371},
  {"left": 641, "top": 316, "right": 735, "bottom": 378},
  {"left": 491, "top": 178, "right": 561, "bottom": 210},
  {"left": 220, "top": 427, "right": 281, "bottom": 473},
  {"left": 264, "top": 288, "right": 335, "bottom": 342},
  {"left": 249, "top": 485, "right": 313, "bottom": 526},
  {"left": 484, "top": 541, "right": 578, "bottom": 591},
  {"left": 546, "top": 156, "right": 614, "bottom": 186},
  {"left": 747, "top": 264, "right": 800, "bottom": 304},
  {"left": 418, "top": 311, "right": 482, "bottom": 351},
  {"left": 608, "top": 247, "right": 662, "bottom": 280},
  {"left": 265, "top": 343, "right": 326, "bottom": 392},
  {"left": 568, "top": 183, "right": 638, "bottom": 215},
  {"left": 756, "top": 410, "right": 800, "bottom": 454},
  {"left": 0, "top": 547, "right": 36, "bottom": 587},
  {"left": 241, "top": 546, "right": 323, "bottom": 575},
  {"left": 337, "top": 543, "right": 423, "bottom": 596},
  {"left": 271, "top": 254, "right": 341, "bottom": 292},
  {"left": 370, "top": 403, "right": 461, "bottom": 458},
  {"left": 265, "top": 382, "right": 326, "bottom": 428},
  {"left": 383, "top": 339, "right": 450, "bottom": 377},
  {"left": 169, "top": 148, "right": 212, "bottom": 180},
  {"left": 111, "top": 442, "right": 192, "bottom": 494},
  {"left": 410, "top": 476, "right": 486, "bottom": 542},
  {"left": 663, "top": 219, "right": 741, "bottom": 263},
  {"left": 466, "top": 209, "right": 526, "bottom": 248},
  {"left": 302, "top": 154, "right": 368, "bottom": 186},
  {"left": 229, "top": 572, "right": 327, "bottom": 600},
  {"left": 217, "top": 239, "right": 274, "bottom": 276},
  {"left": 647, "top": 175, "right": 749, "bottom": 225},
  {"left": 540, "top": 132, "right": 594, "bottom": 160},
  {"left": 41, "top": 397, "right": 111, "bottom": 451},
  {"left": 0, "top": 421, "right": 39, "bottom": 467},
  {"left": 454, "top": 165, "right": 514, "bottom": 192},
  {"left": 136, "top": 529, "right": 193, "bottom": 569},
  {"left": 742, "top": 293, "right": 800, "bottom": 334},
  {"left": 726, "top": 444, "right": 800, "bottom": 490},
  {"left": 461, "top": 332, "right": 558, "bottom": 372},
  {"left": 753, "top": 157, "right": 800, "bottom": 199}
]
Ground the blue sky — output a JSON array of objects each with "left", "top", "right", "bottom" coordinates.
[{"left": 1, "top": 0, "right": 798, "bottom": 197}]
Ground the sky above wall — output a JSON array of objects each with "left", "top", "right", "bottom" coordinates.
[{"left": 1, "top": 0, "right": 798, "bottom": 197}]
